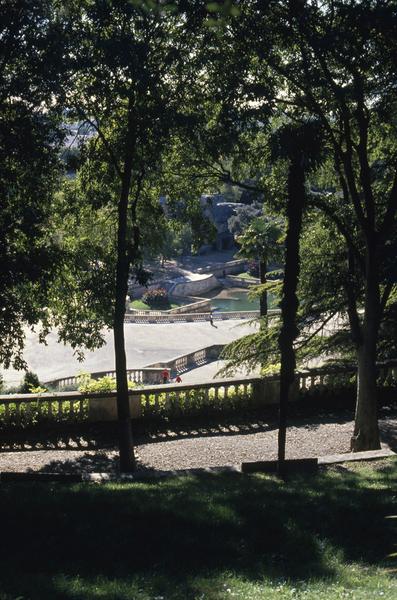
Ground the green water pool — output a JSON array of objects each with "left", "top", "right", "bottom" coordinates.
[
  {"left": 210, "top": 289, "right": 258, "bottom": 312},
  {"left": 200, "top": 288, "right": 276, "bottom": 312}
]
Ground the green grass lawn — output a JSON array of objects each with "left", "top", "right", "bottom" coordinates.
[
  {"left": 0, "top": 459, "right": 396, "bottom": 599},
  {"left": 130, "top": 299, "right": 180, "bottom": 311},
  {"left": 235, "top": 272, "right": 258, "bottom": 280}
]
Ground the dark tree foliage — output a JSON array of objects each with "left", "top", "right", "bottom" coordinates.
[
  {"left": 0, "top": 0, "right": 65, "bottom": 370},
  {"left": 64, "top": 0, "right": 207, "bottom": 470},
  {"left": 218, "top": 0, "right": 397, "bottom": 451}
]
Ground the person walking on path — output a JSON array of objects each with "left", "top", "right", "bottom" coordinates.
[
  {"left": 161, "top": 368, "right": 170, "bottom": 384},
  {"left": 209, "top": 311, "right": 217, "bottom": 328},
  {"left": 175, "top": 375, "right": 182, "bottom": 383}
]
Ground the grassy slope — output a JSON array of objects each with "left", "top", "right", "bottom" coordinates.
[
  {"left": 235, "top": 272, "right": 258, "bottom": 280},
  {"left": 0, "top": 459, "right": 396, "bottom": 599},
  {"left": 130, "top": 300, "right": 179, "bottom": 310}
]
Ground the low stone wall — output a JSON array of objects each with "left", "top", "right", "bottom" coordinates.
[
  {"left": 124, "top": 310, "right": 261, "bottom": 323},
  {"left": 45, "top": 368, "right": 164, "bottom": 391},
  {"left": 171, "top": 274, "right": 220, "bottom": 297},
  {"left": 145, "top": 344, "right": 224, "bottom": 374},
  {"left": 44, "top": 345, "right": 225, "bottom": 392},
  {"left": 88, "top": 393, "right": 142, "bottom": 421},
  {"left": 225, "top": 275, "right": 260, "bottom": 288},
  {"left": 167, "top": 298, "right": 211, "bottom": 314},
  {"left": 197, "top": 259, "right": 247, "bottom": 277}
]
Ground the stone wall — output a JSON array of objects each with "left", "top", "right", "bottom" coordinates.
[
  {"left": 171, "top": 274, "right": 220, "bottom": 297},
  {"left": 225, "top": 274, "right": 260, "bottom": 288},
  {"left": 167, "top": 299, "right": 211, "bottom": 314},
  {"left": 196, "top": 259, "right": 246, "bottom": 277}
]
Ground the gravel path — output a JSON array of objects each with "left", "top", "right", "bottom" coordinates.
[{"left": 1, "top": 408, "right": 396, "bottom": 474}]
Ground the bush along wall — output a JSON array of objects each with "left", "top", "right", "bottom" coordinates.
[{"left": 141, "top": 287, "right": 169, "bottom": 308}]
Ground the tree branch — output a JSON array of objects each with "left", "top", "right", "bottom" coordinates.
[
  {"left": 343, "top": 247, "right": 362, "bottom": 347},
  {"left": 380, "top": 282, "right": 393, "bottom": 318},
  {"left": 378, "top": 167, "right": 397, "bottom": 241},
  {"left": 294, "top": 311, "right": 338, "bottom": 351},
  {"left": 354, "top": 76, "right": 375, "bottom": 229},
  {"left": 76, "top": 108, "right": 123, "bottom": 180},
  {"left": 307, "top": 193, "right": 364, "bottom": 272}
]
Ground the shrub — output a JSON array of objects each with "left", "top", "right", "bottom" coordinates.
[
  {"left": 29, "top": 385, "right": 47, "bottom": 394},
  {"left": 77, "top": 372, "right": 135, "bottom": 394},
  {"left": 138, "top": 384, "right": 254, "bottom": 419},
  {"left": 142, "top": 287, "right": 169, "bottom": 308},
  {"left": 19, "top": 371, "right": 41, "bottom": 394}
]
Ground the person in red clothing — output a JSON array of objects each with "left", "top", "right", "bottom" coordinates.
[
  {"left": 161, "top": 368, "right": 170, "bottom": 384},
  {"left": 175, "top": 375, "right": 182, "bottom": 383}
]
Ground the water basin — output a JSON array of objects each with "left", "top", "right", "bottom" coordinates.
[
  {"left": 200, "top": 287, "right": 277, "bottom": 312},
  {"left": 198, "top": 288, "right": 257, "bottom": 312}
]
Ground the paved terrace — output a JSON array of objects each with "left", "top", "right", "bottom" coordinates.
[{"left": 1, "top": 319, "right": 257, "bottom": 387}]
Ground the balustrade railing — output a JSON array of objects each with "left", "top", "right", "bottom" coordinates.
[
  {"left": 0, "top": 391, "right": 89, "bottom": 429},
  {"left": 44, "top": 345, "right": 225, "bottom": 392},
  {"left": 44, "top": 367, "right": 164, "bottom": 391},
  {"left": 145, "top": 344, "right": 224, "bottom": 373},
  {"left": 1, "top": 359, "right": 396, "bottom": 430},
  {"left": 124, "top": 310, "right": 262, "bottom": 323},
  {"left": 134, "top": 377, "right": 256, "bottom": 419}
]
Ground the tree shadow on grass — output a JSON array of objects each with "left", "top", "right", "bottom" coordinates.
[{"left": 0, "top": 459, "right": 395, "bottom": 599}]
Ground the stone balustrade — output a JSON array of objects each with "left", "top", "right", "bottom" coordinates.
[
  {"left": 196, "top": 259, "right": 247, "bottom": 276},
  {"left": 44, "top": 367, "right": 164, "bottom": 391},
  {"left": 145, "top": 344, "right": 224, "bottom": 374},
  {"left": 123, "top": 309, "right": 282, "bottom": 323},
  {"left": 0, "top": 391, "right": 89, "bottom": 428},
  {"left": 44, "top": 345, "right": 225, "bottom": 392},
  {"left": 1, "top": 359, "right": 396, "bottom": 429}
]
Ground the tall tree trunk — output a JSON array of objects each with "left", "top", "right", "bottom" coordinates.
[
  {"left": 351, "top": 245, "right": 381, "bottom": 451},
  {"left": 114, "top": 293, "right": 135, "bottom": 472},
  {"left": 278, "top": 159, "right": 305, "bottom": 472},
  {"left": 259, "top": 259, "right": 268, "bottom": 319},
  {"left": 113, "top": 112, "right": 136, "bottom": 473}
]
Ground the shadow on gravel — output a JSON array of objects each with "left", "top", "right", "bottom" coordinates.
[
  {"left": 379, "top": 407, "right": 397, "bottom": 451},
  {"left": 0, "top": 407, "right": 354, "bottom": 451},
  {"left": 33, "top": 450, "right": 120, "bottom": 474},
  {"left": 1, "top": 405, "right": 395, "bottom": 466}
]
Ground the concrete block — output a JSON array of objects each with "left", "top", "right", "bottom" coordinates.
[{"left": 88, "top": 393, "right": 142, "bottom": 422}]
